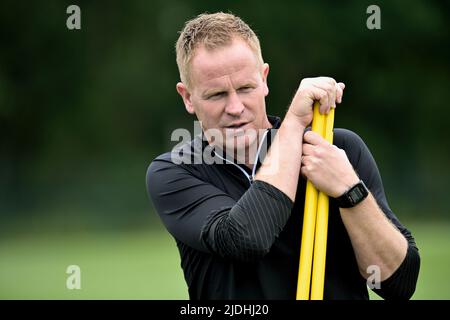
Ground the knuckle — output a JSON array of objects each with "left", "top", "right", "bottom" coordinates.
[
  {"left": 315, "top": 147, "right": 322, "bottom": 157},
  {"left": 326, "top": 144, "right": 334, "bottom": 153},
  {"left": 329, "top": 87, "right": 336, "bottom": 95},
  {"left": 300, "top": 78, "right": 311, "bottom": 86},
  {"left": 297, "top": 87, "right": 307, "bottom": 95},
  {"left": 326, "top": 77, "right": 337, "bottom": 85}
]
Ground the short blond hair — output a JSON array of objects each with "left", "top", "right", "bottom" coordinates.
[{"left": 175, "top": 12, "right": 264, "bottom": 88}]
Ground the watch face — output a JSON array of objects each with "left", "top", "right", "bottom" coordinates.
[
  {"left": 336, "top": 181, "right": 368, "bottom": 208},
  {"left": 349, "top": 186, "right": 365, "bottom": 204}
]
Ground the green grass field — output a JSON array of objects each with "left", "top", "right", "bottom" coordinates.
[{"left": 0, "top": 222, "right": 449, "bottom": 299}]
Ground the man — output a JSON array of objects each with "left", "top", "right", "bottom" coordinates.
[{"left": 146, "top": 12, "right": 420, "bottom": 299}]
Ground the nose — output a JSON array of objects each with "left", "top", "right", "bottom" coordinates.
[{"left": 224, "top": 91, "right": 245, "bottom": 116}]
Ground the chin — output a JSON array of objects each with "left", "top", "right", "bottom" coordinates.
[{"left": 225, "top": 134, "right": 257, "bottom": 153}]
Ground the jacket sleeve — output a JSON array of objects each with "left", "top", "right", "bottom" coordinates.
[
  {"left": 337, "top": 129, "right": 420, "bottom": 300},
  {"left": 146, "top": 154, "right": 293, "bottom": 262}
]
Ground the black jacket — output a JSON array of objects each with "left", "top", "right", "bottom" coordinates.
[{"left": 146, "top": 116, "right": 420, "bottom": 300}]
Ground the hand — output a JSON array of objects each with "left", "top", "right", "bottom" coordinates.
[
  {"left": 287, "top": 77, "right": 345, "bottom": 128},
  {"left": 301, "top": 131, "right": 359, "bottom": 197}
]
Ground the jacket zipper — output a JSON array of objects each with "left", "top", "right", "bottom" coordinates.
[{"left": 213, "top": 129, "right": 269, "bottom": 186}]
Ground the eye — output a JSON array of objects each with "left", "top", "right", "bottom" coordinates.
[
  {"left": 208, "top": 92, "right": 226, "bottom": 100},
  {"left": 238, "top": 86, "right": 254, "bottom": 93}
]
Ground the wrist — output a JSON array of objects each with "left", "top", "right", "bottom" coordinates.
[
  {"left": 335, "top": 172, "right": 360, "bottom": 197},
  {"left": 284, "top": 110, "right": 307, "bottom": 131}
]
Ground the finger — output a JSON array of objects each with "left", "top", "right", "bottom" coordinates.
[
  {"left": 336, "top": 82, "right": 345, "bottom": 104},
  {"left": 300, "top": 165, "right": 308, "bottom": 178},
  {"left": 304, "top": 130, "right": 325, "bottom": 145},
  {"left": 319, "top": 80, "right": 336, "bottom": 111},
  {"left": 335, "top": 83, "right": 343, "bottom": 104},
  {"left": 309, "top": 86, "right": 329, "bottom": 114},
  {"left": 329, "top": 84, "right": 336, "bottom": 109},
  {"left": 312, "top": 82, "right": 331, "bottom": 114},
  {"left": 302, "top": 143, "right": 315, "bottom": 155},
  {"left": 319, "top": 76, "right": 337, "bottom": 86},
  {"left": 319, "top": 92, "right": 330, "bottom": 115},
  {"left": 301, "top": 155, "right": 313, "bottom": 167}
]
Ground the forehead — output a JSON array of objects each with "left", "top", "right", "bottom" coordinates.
[{"left": 190, "top": 38, "right": 260, "bottom": 88}]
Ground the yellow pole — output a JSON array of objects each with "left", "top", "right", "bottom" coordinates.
[
  {"left": 310, "top": 108, "right": 334, "bottom": 300},
  {"left": 296, "top": 102, "right": 325, "bottom": 299}
]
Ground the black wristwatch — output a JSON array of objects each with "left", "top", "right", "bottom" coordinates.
[{"left": 335, "top": 180, "right": 369, "bottom": 208}]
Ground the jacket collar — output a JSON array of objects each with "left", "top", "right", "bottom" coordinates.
[
  {"left": 268, "top": 115, "right": 282, "bottom": 129},
  {"left": 198, "top": 115, "right": 281, "bottom": 183}
]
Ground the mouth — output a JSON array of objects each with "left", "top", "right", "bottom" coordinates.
[
  {"left": 225, "top": 122, "right": 249, "bottom": 129},
  {"left": 224, "top": 122, "right": 250, "bottom": 138}
]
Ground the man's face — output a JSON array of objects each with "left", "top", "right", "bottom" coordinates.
[{"left": 176, "top": 37, "right": 271, "bottom": 155}]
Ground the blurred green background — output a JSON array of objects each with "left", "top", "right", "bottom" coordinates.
[{"left": 0, "top": 0, "right": 449, "bottom": 299}]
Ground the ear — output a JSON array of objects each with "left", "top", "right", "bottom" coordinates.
[
  {"left": 176, "top": 82, "right": 195, "bottom": 114},
  {"left": 261, "top": 63, "right": 269, "bottom": 96}
]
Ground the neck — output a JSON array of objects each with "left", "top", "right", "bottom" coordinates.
[
  {"left": 211, "top": 119, "right": 274, "bottom": 169},
  {"left": 244, "top": 119, "right": 273, "bottom": 169},
  {"left": 242, "top": 127, "right": 272, "bottom": 170}
]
